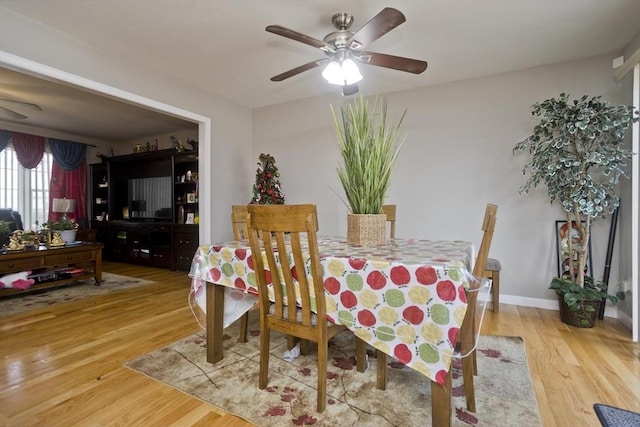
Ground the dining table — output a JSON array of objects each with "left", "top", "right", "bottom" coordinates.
[{"left": 189, "top": 236, "right": 475, "bottom": 426}]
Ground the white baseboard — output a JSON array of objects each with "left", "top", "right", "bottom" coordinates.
[
  {"left": 616, "top": 310, "right": 633, "bottom": 331},
  {"left": 476, "top": 290, "right": 622, "bottom": 319}
]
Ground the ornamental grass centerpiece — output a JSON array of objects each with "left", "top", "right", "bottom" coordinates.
[
  {"left": 331, "top": 95, "right": 406, "bottom": 245},
  {"left": 514, "top": 93, "right": 637, "bottom": 327}
]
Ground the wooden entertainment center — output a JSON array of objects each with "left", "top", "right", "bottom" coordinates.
[{"left": 89, "top": 148, "right": 198, "bottom": 271}]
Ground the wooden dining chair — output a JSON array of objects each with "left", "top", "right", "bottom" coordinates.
[
  {"left": 459, "top": 203, "right": 498, "bottom": 413},
  {"left": 382, "top": 204, "right": 396, "bottom": 238},
  {"left": 246, "top": 204, "right": 348, "bottom": 413},
  {"left": 231, "top": 205, "right": 250, "bottom": 241},
  {"left": 230, "top": 205, "right": 253, "bottom": 343}
]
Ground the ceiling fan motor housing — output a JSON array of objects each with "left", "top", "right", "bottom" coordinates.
[
  {"left": 331, "top": 12, "right": 354, "bottom": 30},
  {"left": 323, "top": 13, "right": 355, "bottom": 50}
]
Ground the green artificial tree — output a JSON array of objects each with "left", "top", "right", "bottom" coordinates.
[
  {"left": 250, "top": 153, "right": 285, "bottom": 205},
  {"left": 514, "top": 93, "right": 637, "bottom": 326}
]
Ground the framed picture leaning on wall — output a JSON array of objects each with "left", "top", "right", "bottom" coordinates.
[{"left": 555, "top": 220, "right": 593, "bottom": 278}]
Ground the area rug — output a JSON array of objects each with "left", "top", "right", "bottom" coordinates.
[
  {"left": 593, "top": 403, "right": 640, "bottom": 427},
  {"left": 125, "top": 319, "right": 542, "bottom": 426},
  {"left": 0, "top": 272, "right": 155, "bottom": 317}
]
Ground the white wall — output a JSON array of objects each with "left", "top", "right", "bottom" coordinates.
[
  {"left": 617, "top": 31, "right": 640, "bottom": 334},
  {"left": 0, "top": 7, "right": 254, "bottom": 243},
  {"left": 253, "top": 54, "right": 628, "bottom": 308}
]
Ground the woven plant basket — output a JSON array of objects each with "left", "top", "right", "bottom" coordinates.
[
  {"left": 347, "top": 213, "right": 386, "bottom": 246},
  {"left": 557, "top": 294, "right": 601, "bottom": 328}
]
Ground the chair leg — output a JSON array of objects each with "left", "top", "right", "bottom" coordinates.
[
  {"left": 461, "top": 291, "right": 477, "bottom": 412},
  {"left": 462, "top": 350, "right": 476, "bottom": 413},
  {"left": 316, "top": 339, "right": 328, "bottom": 412},
  {"left": 354, "top": 338, "right": 386, "bottom": 389},
  {"left": 258, "top": 326, "right": 271, "bottom": 390},
  {"left": 287, "top": 334, "right": 297, "bottom": 350},
  {"left": 300, "top": 339, "right": 310, "bottom": 355},
  {"left": 472, "top": 316, "right": 478, "bottom": 376},
  {"left": 492, "top": 271, "right": 500, "bottom": 313},
  {"left": 239, "top": 312, "right": 249, "bottom": 343}
]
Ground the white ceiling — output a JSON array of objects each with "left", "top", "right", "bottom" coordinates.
[
  {"left": 0, "top": 68, "right": 197, "bottom": 142},
  {"left": 0, "top": 0, "right": 639, "bottom": 142}
]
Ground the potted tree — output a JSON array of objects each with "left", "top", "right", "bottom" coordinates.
[
  {"left": 331, "top": 95, "right": 406, "bottom": 245},
  {"left": 514, "top": 93, "right": 637, "bottom": 327}
]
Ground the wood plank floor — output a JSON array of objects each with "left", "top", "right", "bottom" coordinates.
[{"left": 1, "top": 262, "right": 638, "bottom": 426}]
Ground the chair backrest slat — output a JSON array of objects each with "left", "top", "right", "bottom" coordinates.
[
  {"left": 472, "top": 203, "right": 497, "bottom": 280},
  {"left": 231, "top": 205, "right": 250, "bottom": 240},
  {"left": 382, "top": 204, "right": 396, "bottom": 238}
]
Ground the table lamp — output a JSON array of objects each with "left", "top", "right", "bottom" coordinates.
[{"left": 52, "top": 198, "right": 76, "bottom": 221}]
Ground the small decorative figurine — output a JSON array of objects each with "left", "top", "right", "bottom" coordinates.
[
  {"left": 171, "top": 135, "right": 184, "bottom": 152},
  {"left": 49, "top": 232, "right": 65, "bottom": 247},
  {"left": 7, "top": 230, "right": 25, "bottom": 251}
]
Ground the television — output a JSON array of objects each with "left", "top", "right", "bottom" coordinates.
[{"left": 127, "top": 176, "right": 172, "bottom": 220}]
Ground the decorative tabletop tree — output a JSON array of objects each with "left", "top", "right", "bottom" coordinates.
[
  {"left": 250, "top": 153, "right": 285, "bottom": 205},
  {"left": 514, "top": 93, "right": 637, "bottom": 327}
]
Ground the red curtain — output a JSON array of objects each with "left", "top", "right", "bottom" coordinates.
[
  {"left": 12, "top": 133, "right": 45, "bottom": 169},
  {"left": 48, "top": 159, "right": 88, "bottom": 227}
]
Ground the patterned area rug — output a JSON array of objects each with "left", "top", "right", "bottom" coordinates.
[
  {"left": 125, "top": 318, "right": 542, "bottom": 426},
  {"left": 0, "top": 272, "right": 154, "bottom": 317}
]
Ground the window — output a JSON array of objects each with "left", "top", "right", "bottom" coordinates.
[{"left": 0, "top": 145, "right": 53, "bottom": 229}]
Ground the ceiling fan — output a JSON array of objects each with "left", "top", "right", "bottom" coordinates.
[
  {"left": 266, "top": 7, "right": 428, "bottom": 96},
  {"left": 0, "top": 98, "right": 42, "bottom": 120}
]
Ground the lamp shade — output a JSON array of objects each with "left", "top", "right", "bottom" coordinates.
[
  {"left": 52, "top": 198, "right": 76, "bottom": 213},
  {"left": 322, "top": 58, "right": 363, "bottom": 86}
]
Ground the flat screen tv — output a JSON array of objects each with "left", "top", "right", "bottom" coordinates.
[{"left": 127, "top": 176, "right": 172, "bottom": 220}]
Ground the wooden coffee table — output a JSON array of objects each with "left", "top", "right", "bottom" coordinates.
[{"left": 0, "top": 242, "right": 103, "bottom": 297}]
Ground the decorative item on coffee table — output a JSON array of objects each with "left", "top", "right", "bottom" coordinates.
[
  {"left": 43, "top": 217, "right": 79, "bottom": 244},
  {"left": 331, "top": 95, "right": 406, "bottom": 245},
  {"left": 20, "top": 230, "right": 38, "bottom": 249}
]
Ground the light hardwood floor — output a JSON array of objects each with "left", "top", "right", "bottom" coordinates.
[{"left": 0, "top": 262, "right": 638, "bottom": 426}]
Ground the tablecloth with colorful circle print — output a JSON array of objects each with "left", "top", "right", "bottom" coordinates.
[{"left": 189, "top": 236, "right": 475, "bottom": 385}]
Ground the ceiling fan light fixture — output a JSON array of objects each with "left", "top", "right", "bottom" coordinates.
[
  {"left": 322, "top": 60, "right": 343, "bottom": 85},
  {"left": 322, "top": 58, "right": 362, "bottom": 86},
  {"left": 341, "top": 58, "right": 362, "bottom": 84}
]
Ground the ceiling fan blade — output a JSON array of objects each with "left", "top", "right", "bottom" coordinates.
[
  {"left": 346, "top": 8, "right": 406, "bottom": 50},
  {"left": 270, "top": 59, "right": 328, "bottom": 82},
  {"left": 0, "top": 99, "right": 42, "bottom": 111},
  {"left": 357, "top": 51, "right": 427, "bottom": 74},
  {"left": 341, "top": 83, "right": 359, "bottom": 96},
  {"left": 0, "top": 106, "right": 28, "bottom": 120},
  {"left": 266, "top": 25, "right": 334, "bottom": 52}
]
